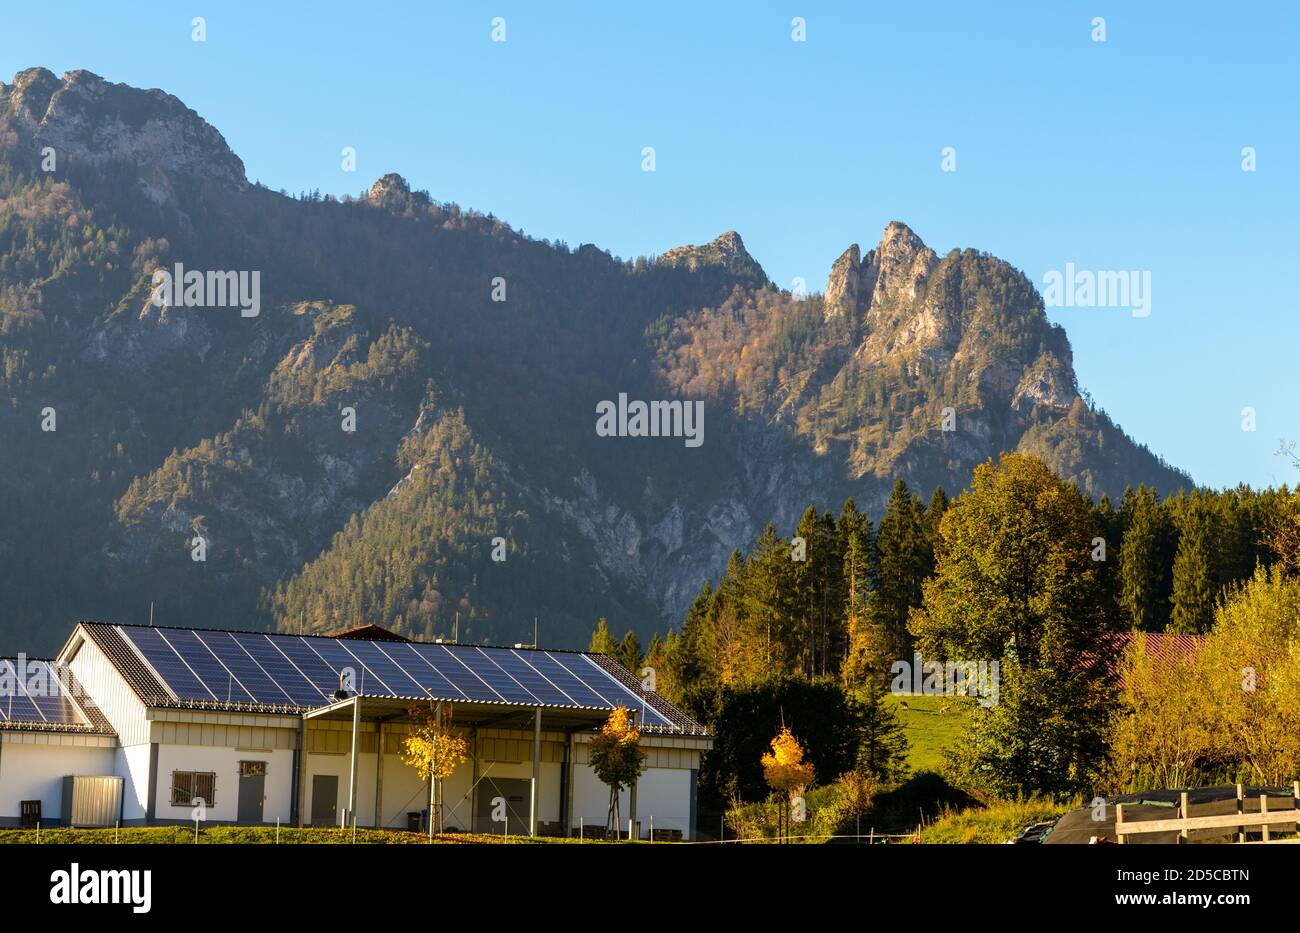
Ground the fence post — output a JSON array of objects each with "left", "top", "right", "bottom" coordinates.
[
  {"left": 1114, "top": 803, "right": 1125, "bottom": 845},
  {"left": 1293, "top": 781, "right": 1299, "bottom": 837},
  {"left": 1179, "top": 792, "right": 1189, "bottom": 844},
  {"left": 1236, "top": 783, "right": 1244, "bottom": 843},
  {"left": 1260, "top": 794, "right": 1270, "bottom": 843}
]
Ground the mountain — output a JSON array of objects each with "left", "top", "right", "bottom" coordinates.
[{"left": 0, "top": 68, "right": 1189, "bottom": 653}]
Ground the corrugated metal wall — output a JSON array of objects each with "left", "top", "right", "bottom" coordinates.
[{"left": 60, "top": 775, "right": 124, "bottom": 827}]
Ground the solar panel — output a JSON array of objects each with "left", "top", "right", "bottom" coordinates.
[
  {"left": 195, "top": 631, "right": 297, "bottom": 706},
  {"left": 109, "top": 626, "right": 680, "bottom": 727},
  {"left": 306, "top": 638, "right": 395, "bottom": 697},
  {"left": 123, "top": 625, "right": 214, "bottom": 701},
  {"left": 158, "top": 629, "right": 256, "bottom": 705},
  {"left": 511, "top": 650, "right": 609, "bottom": 708},
  {"left": 406, "top": 643, "right": 502, "bottom": 703},
  {"left": 230, "top": 633, "right": 328, "bottom": 707},
  {"left": 333, "top": 640, "right": 429, "bottom": 698},
  {"left": 270, "top": 636, "right": 346, "bottom": 697},
  {"left": 0, "top": 659, "right": 89, "bottom": 726},
  {"left": 375, "top": 642, "right": 466, "bottom": 700},
  {"left": 553, "top": 652, "right": 674, "bottom": 728},
  {"left": 450, "top": 648, "right": 533, "bottom": 704},
  {"left": 491, "top": 650, "right": 576, "bottom": 706}
]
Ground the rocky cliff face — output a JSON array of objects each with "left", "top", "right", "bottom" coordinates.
[{"left": 1, "top": 68, "right": 246, "bottom": 200}]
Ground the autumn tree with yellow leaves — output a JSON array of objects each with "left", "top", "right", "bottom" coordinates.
[
  {"left": 401, "top": 703, "right": 468, "bottom": 834},
  {"left": 761, "top": 727, "right": 815, "bottom": 843},
  {"left": 588, "top": 706, "right": 647, "bottom": 839}
]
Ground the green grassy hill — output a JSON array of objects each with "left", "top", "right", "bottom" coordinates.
[{"left": 885, "top": 692, "right": 976, "bottom": 774}]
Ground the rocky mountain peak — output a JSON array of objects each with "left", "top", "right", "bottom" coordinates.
[
  {"left": 823, "top": 243, "right": 863, "bottom": 320},
  {"left": 366, "top": 172, "right": 433, "bottom": 212},
  {"left": 369, "top": 172, "right": 410, "bottom": 201},
  {"left": 823, "top": 221, "right": 938, "bottom": 320},
  {"left": 866, "top": 220, "right": 938, "bottom": 305},
  {"left": 658, "top": 230, "right": 767, "bottom": 283},
  {"left": 0, "top": 67, "right": 246, "bottom": 194}
]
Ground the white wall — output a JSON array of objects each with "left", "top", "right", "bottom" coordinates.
[
  {"left": 0, "top": 739, "right": 116, "bottom": 823},
  {"left": 299, "top": 751, "right": 563, "bottom": 832},
  {"left": 117, "top": 743, "right": 151, "bottom": 823},
  {"left": 572, "top": 765, "right": 694, "bottom": 839},
  {"left": 153, "top": 745, "right": 294, "bottom": 825},
  {"left": 64, "top": 630, "right": 151, "bottom": 746}
]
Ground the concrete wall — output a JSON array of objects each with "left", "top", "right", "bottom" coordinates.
[
  {"left": 0, "top": 735, "right": 116, "bottom": 824},
  {"left": 152, "top": 744, "right": 295, "bottom": 825},
  {"left": 571, "top": 765, "right": 695, "bottom": 839},
  {"left": 117, "top": 743, "right": 152, "bottom": 823}
]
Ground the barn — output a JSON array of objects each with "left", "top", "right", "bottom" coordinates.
[{"left": 0, "top": 621, "right": 711, "bottom": 838}]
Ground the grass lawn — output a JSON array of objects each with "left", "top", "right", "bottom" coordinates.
[
  {"left": 918, "top": 797, "right": 1071, "bottom": 844},
  {"left": 0, "top": 826, "right": 603, "bottom": 844},
  {"left": 885, "top": 692, "right": 976, "bottom": 774}
]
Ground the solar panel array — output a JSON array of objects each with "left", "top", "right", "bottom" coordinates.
[
  {"left": 0, "top": 659, "right": 88, "bottom": 725},
  {"left": 116, "top": 626, "right": 674, "bottom": 728}
]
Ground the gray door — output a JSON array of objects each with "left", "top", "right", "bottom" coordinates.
[
  {"left": 475, "top": 778, "right": 530, "bottom": 834},
  {"left": 237, "top": 769, "right": 265, "bottom": 826},
  {"left": 311, "top": 774, "right": 338, "bottom": 827},
  {"left": 237, "top": 768, "right": 266, "bottom": 824}
]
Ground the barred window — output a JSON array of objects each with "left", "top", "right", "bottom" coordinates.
[{"left": 171, "top": 770, "right": 216, "bottom": 806}]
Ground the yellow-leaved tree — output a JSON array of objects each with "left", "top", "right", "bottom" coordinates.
[
  {"left": 587, "top": 706, "right": 647, "bottom": 840},
  {"left": 401, "top": 703, "right": 468, "bottom": 835},
  {"left": 762, "top": 727, "right": 815, "bottom": 843}
]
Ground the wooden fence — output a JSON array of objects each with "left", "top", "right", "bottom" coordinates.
[{"left": 1115, "top": 782, "right": 1300, "bottom": 844}]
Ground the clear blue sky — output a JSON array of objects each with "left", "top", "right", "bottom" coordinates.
[{"left": 3, "top": 1, "right": 1297, "bottom": 489}]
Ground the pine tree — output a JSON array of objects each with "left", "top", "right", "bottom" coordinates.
[
  {"left": 867, "top": 480, "right": 929, "bottom": 662},
  {"left": 854, "top": 679, "right": 910, "bottom": 781},
  {"left": 738, "top": 524, "right": 802, "bottom": 681},
  {"left": 618, "top": 628, "right": 643, "bottom": 672},
  {"left": 1170, "top": 496, "right": 1216, "bottom": 634},
  {"left": 589, "top": 617, "right": 619, "bottom": 655},
  {"left": 1118, "top": 485, "right": 1174, "bottom": 631}
]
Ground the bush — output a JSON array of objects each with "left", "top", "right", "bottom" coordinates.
[{"left": 725, "top": 772, "right": 875, "bottom": 842}]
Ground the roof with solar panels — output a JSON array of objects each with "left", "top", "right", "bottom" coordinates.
[
  {"left": 0, "top": 656, "right": 115, "bottom": 734},
  {"left": 64, "top": 622, "right": 706, "bottom": 735}
]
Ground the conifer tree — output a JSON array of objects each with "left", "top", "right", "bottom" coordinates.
[
  {"left": 589, "top": 617, "right": 619, "bottom": 655},
  {"left": 867, "top": 480, "right": 929, "bottom": 662},
  {"left": 1170, "top": 496, "right": 1217, "bottom": 634},
  {"left": 1118, "top": 485, "right": 1174, "bottom": 631}
]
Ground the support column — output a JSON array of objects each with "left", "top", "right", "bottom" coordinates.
[
  {"left": 428, "top": 701, "right": 443, "bottom": 838},
  {"left": 347, "top": 696, "right": 360, "bottom": 829},
  {"left": 629, "top": 778, "right": 638, "bottom": 841},
  {"left": 562, "top": 729, "right": 575, "bottom": 837},
  {"left": 529, "top": 707, "right": 541, "bottom": 836},
  {"left": 296, "top": 717, "right": 307, "bottom": 827},
  {"left": 470, "top": 724, "right": 479, "bottom": 833},
  {"left": 374, "top": 720, "right": 384, "bottom": 829},
  {"left": 627, "top": 712, "right": 638, "bottom": 840}
]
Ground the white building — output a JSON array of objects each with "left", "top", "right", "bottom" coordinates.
[{"left": 0, "top": 621, "right": 711, "bottom": 839}]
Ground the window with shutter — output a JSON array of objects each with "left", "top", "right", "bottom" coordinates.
[
  {"left": 194, "top": 772, "right": 216, "bottom": 806},
  {"left": 171, "top": 771, "right": 193, "bottom": 806},
  {"left": 171, "top": 770, "right": 217, "bottom": 806}
]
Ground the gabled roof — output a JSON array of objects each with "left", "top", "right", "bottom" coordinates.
[
  {"left": 328, "top": 623, "right": 409, "bottom": 642},
  {"left": 67, "top": 621, "right": 707, "bottom": 735},
  {"left": 0, "top": 657, "right": 116, "bottom": 735},
  {"left": 1102, "top": 631, "right": 1208, "bottom": 667},
  {"left": 1093, "top": 630, "right": 1209, "bottom": 688}
]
